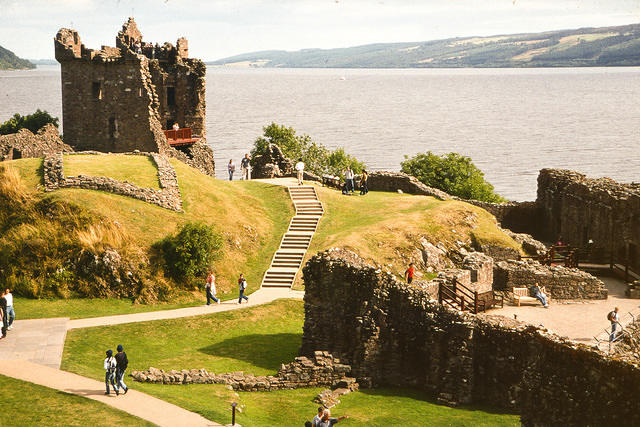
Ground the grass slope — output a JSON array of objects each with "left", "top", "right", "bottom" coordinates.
[
  {"left": 62, "top": 299, "right": 519, "bottom": 427},
  {"left": 209, "top": 22, "right": 640, "bottom": 68},
  {"left": 4, "top": 156, "right": 292, "bottom": 316},
  {"left": 0, "top": 374, "right": 154, "bottom": 426},
  {"left": 295, "top": 186, "right": 520, "bottom": 287}
]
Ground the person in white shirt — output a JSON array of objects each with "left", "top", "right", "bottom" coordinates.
[
  {"left": 344, "top": 167, "right": 355, "bottom": 193},
  {"left": 172, "top": 122, "right": 180, "bottom": 131},
  {"left": 295, "top": 158, "right": 305, "bottom": 185},
  {"left": 312, "top": 406, "right": 324, "bottom": 426},
  {"left": 206, "top": 271, "right": 220, "bottom": 305},
  {"left": 104, "top": 349, "right": 118, "bottom": 395},
  {"left": 4, "top": 288, "right": 14, "bottom": 330}
]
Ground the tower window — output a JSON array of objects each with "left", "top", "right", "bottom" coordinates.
[
  {"left": 92, "top": 82, "right": 103, "bottom": 100},
  {"left": 108, "top": 117, "right": 117, "bottom": 140},
  {"left": 167, "top": 86, "right": 176, "bottom": 106}
]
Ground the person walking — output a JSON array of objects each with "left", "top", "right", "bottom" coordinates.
[
  {"left": 0, "top": 295, "right": 5, "bottom": 340},
  {"left": 241, "top": 154, "right": 251, "bottom": 180},
  {"left": 317, "top": 409, "right": 349, "bottom": 427},
  {"left": 608, "top": 307, "right": 621, "bottom": 342},
  {"left": 206, "top": 271, "right": 220, "bottom": 305},
  {"left": 359, "top": 169, "right": 369, "bottom": 195},
  {"left": 104, "top": 349, "right": 118, "bottom": 395},
  {"left": 0, "top": 290, "right": 7, "bottom": 339},
  {"left": 312, "top": 406, "right": 324, "bottom": 426},
  {"left": 4, "top": 288, "right": 14, "bottom": 330},
  {"left": 344, "top": 167, "right": 355, "bottom": 193},
  {"left": 238, "top": 273, "right": 249, "bottom": 304},
  {"left": 404, "top": 263, "right": 416, "bottom": 284},
  {"left": 228, "top": 159, "right": 236, "bottom": 181},
  {"left": 295, "top": 158, "right": 305, "bottom": 185},
  {"left": 114, "top": 344, "right": 129, "bottom": 395}
]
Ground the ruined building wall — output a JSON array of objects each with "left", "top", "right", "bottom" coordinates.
[
  {"left": 54, "top": 18, "right": 208, "bottom": 165},
  {"left": 537, "top": 168, "right": 640, "bottom": 270},
  {"left": 301, "top": 249, "right": 640, "bottom": 426}
]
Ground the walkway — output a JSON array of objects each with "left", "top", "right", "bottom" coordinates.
[
  {"left": 486, "top": 277, "right": 640, "bottom": 344},
  {"left": 0, "top": 360, "right": 217, "bottom": 427},
  {"left": 259, "top": 180, "right": 324, "bottom": 288}
]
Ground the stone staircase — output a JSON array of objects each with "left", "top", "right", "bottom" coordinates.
[{"left": 261, "top": 185, "right": 323, "bottom": 288}]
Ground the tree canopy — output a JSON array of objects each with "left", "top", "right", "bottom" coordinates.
[
  {"left": 251, "top": 123, "right": 365, "bottom": 178},
  {"left": 401, "top": 151, "right": 505, "bottom": 202},
  {"left": 0, "top": 109, "right": 59, "bottom": 135}
]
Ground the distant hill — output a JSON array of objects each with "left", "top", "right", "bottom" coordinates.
[
  {"left": 27, "top": 59, "right": 58, "bottom": 66},
  {"left": 209, "top": 23, "right": 640, "bottom": 68},
  {"left": 0, "top": 45, "right": 35, "bottom": 70}
]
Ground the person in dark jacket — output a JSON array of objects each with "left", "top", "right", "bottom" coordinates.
[{"left": 114, "top": 344, "right": 129, "bottom": 394}]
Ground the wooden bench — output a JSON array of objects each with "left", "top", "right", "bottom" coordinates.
[{"left": 512, "top": 287, "right": 551, "bottom": 306}]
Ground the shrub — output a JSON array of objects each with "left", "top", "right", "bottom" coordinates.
[
  {"left": 401, "top": 151, "right": 505, "bottom": 202},
  {"left": 0, "top": 109, "right": 59, "bottom": 135},
  {"left": 251, "top": 123, "right": 365, "bottom": 177},
  {"left": 158, "top": 222, "right": 223, "bottom": 285}
]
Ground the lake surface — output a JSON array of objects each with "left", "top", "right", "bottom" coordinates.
[{"left": 1, "top": 65, "right": 639, "bottom": 201}]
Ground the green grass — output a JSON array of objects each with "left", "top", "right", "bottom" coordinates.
[
  {"left": 14, "top": 295, "right": 207, "bottom": 320},
  {"left": 61, "top": 299, "right": 519, "bottom": 427},
  {"left": 0, "top": 374, "right": 154, "bottom": 427},
  {"left": 63, "top": 154, "right": 161, "bottom": 189}
]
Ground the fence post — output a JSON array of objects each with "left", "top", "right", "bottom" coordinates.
[
  {"left": 474, "top": 291, "right": 478, "bottom": 314},
  {"left": 231, "top": 402, "right": 237, "bottom": 425}
]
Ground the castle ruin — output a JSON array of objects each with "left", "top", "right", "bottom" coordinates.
[{"left": 54, "top": 18, "right": 214, "bottom": 175}]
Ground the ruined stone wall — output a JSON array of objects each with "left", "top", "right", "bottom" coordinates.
[
  {"left": 493, "top": 258, "right": 608, "bottom": 299},
  {"left": 366, "top": 171, "right": 452, "bottom": 200},
  {"left": 43, "top": 152, "right": 182, "bottom": 211},
  {"left": 301, "top": 249, "right": 640, "bottom": 425},
  {"left": 537, "top": 168, "right": 640, "bottom": 271},
  {"left": 0, "top": 124, "right": 72, "bottom": 161}
]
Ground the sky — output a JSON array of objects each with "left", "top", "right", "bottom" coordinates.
[{"left": 1, "top": 0, "right": 639, "bottom": 61}]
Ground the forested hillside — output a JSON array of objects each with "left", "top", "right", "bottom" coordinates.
[
  {"left": 0, "top": 45, "right": 35, "bottom": 70},
  {"left": 210, "top": 23, "right": 640, "bottom": 68}
]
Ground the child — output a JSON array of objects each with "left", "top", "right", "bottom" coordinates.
[{"left": 104, "top": 349, "right": 118, "bottom": 395}]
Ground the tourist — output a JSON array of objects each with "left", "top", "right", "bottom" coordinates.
[
  {"left": 4, "top": 288, "right": 14, "bottom": 330},
  {"left": 206, "top": 271, "right": 221, "bottom": 305},
  {"left": 344, "top": 167, "right": 355, "bottom": 193},
  {"left": 531, "top": 283, "right": 549, "bottom": 308},
  {"left": 295, "top": 158, "right": 305, "bottom": 185},
  {"left": 238, "top": 273, "right": 249, "bottom": 304},
  {"left": 317, "top": 409, "right": 349, "bottom": 427},
  {"left": 404, "top": 263, "right": 415, "bottom": 284},
  {"left": 608, "top": 307, "right": 621, "bottom": 342},
  {"left": 104, "top": 349, "right": 118, "bottom": 395},
  {"left": 172, "top": 122, "right": 180, "bottom": 131},
  {"left": 312, "top": 406, "right": 324, "bottom": 426},
  {"left": 305, "top": 422, "right": 313, "bottom": 427},
  {"left": 115, "top": 344, "right": 129, "bottom": 395},
  {"left": 0, "top": 290, "right": 7, "bottom": 339},
  {"left": 228, "top": 159, "right": 236, "bottom": 181},
  {"left": 359, "top": 169, "right": 369, "bottom": 195},
  {"left": 241, "top": 154, "right": 251, "bottom": 180}
]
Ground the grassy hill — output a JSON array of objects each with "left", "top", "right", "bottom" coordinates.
[
  {"left": 209, "top": 23, "right": 640, "bottom": 68},
  {"left": 0, "top": 45, "right": 35, "bottom": 70}
]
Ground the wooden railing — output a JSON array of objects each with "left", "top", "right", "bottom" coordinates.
[
  {"left": 438, "top": 279, "right": 503, "bottom": 314},
  {"left": 163, "top": 128, "right": 199, "bottom": 147}
]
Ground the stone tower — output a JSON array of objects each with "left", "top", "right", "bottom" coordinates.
[{"left": 54, "top": 18, "right": 214, "bottom": 174}]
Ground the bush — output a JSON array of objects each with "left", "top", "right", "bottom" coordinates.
[
  {"left": 401, "top": 151, "right": 505, "bottom": 202},
  {"left": 251, "top": 123, "right": 365, "bottom": 177},
  {"left": 0, "top": 109, "right": 59, "bottom": 135},
  {"left": 158, "top": 222, "right": 223, "bottom": 285}
]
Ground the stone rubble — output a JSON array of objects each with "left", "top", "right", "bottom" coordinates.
[{"left": 0, "top": 124, "right": 72, "bottom": 162}]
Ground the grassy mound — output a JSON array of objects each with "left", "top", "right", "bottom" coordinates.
[
  {"left": 2, "top": 156, "right": 292, "bottom": 302},
  {"left": 299, "top": 185, "right": 521, "bottom": 286},
  {"left": 64, "top": 154, "right": 161, "bottom": 189},
  {"left": 0, "top": 374, "right": 153, "bottom": 426},
  {"left": 62, "top": 299, "right": 518, "bottom": 427}
]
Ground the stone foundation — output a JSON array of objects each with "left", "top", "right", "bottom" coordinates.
[
  {"left": 493, "top": 258, "right": 608, "bottom": 299},
  {"left": 131, "top": 351, "right": 355, "bottom": 392},
  {"left": 300, "top": 249, "right": 640, "bottom": 425},
  {"left": 43, "top": 152, "right": 182, "bottom": 211}
]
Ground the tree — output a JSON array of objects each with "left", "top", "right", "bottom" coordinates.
[
  {"left": 250, "top": 123, "right": 365, "bottom": 177},
  {"left": 159, "top": 222, "right": 223, "bottom": 285},
  {"left": 401, "top": 151, "right": 505, "bottom": 202},
  {"left": 0, "top": 109, "right": 59, "bottom": 135}
]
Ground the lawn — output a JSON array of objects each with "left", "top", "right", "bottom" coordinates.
[
  {"left": 62, "top": 299, "right": 519, "bottom": 427},
  {"left": 63, "top": 154, "right": 162, "bottom": 189},
  {"left": 0, "top": 374, "right": 154, "bottom": 427}
]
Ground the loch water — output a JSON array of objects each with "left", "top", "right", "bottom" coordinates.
[{"left": 1, "top": 65, "right": 639, "bottom": 201}]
